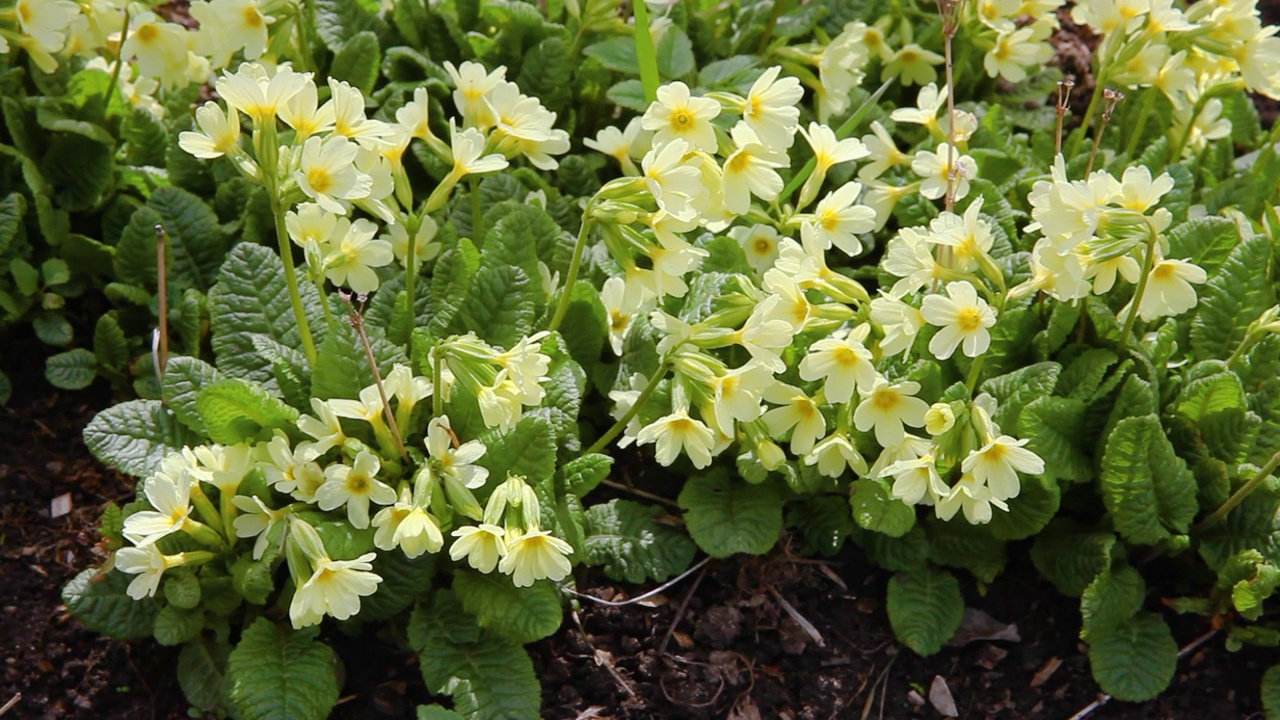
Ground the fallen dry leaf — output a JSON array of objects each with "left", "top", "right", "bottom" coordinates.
[
  {"left": 947, "top": 607, "right": 1021, "bottom": 646},
  {"left": 929, "top": 675, "right": 958, "bottom": 717}
]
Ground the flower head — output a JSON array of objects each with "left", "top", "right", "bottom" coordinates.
[
  {"left": 641, "top": 81, "right": 721, "bottom": 153},
  {"left": 921, "top": 281, "right": 998, "bottom": 359},
  {"left": 289, "top": 553, "right": 382, "bottom": 628},
  {"left": 498, "top": 529, "right": 574, "bottom": 587},
  {"left": 316, "top": 451, "right": 398, "bottom": 529}
]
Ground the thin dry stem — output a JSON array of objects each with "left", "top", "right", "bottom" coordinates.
[
  {"left": 1054, "top": 78, "right": 1076, "bottom": 155},
  {"left": 340, "top": 292, "right": 408, "bottom": 460},
  {"left": 1085, "top": 89, "right": 1124, "bottom": 177},
  {"left": 154, "top": 224, "right": 169, "bottom": 381}
]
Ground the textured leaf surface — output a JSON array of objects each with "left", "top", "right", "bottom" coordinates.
[
  {"left": 45, "top": 349, "right": 97, "bottom": 390},
  {"left": 178, "top": 636, "right": 229, "bottom": 711},
  {"left": 583, "top": 500, "right": 697, "bottom": 584},
  {"left": 1080, "top": 564, "right": 1145, "bottom": 640},
  {"left": 161, "top": 356, "right": 224, "bottom": 434},
  {"left": 1030, "top": 519, "right": 1116, "bottom": 596},
  {"left": 330, "top": 31, "right": 381, "bottom": 94},
  {"left": 62, "top": 568, "right": 157, "bottom": 640},
  {"left": 225, "top": 619, "right": 339, "bottom": 720},
  {"left": 195, "top": 378, "right": 299, "bottom": 444},
  {"left": 1191, "top": 235, "right": 1275, "bottom": 361},
  {"left": 1101, "top": 415, "right": 1198, "bottom": 544},
  {"left": 479, "top": 416, "right": 557, "bottom": 490},
  {"left": 980, "top": 362, "right": 1061, "bottom": 430},
  {"left": 886, "top": 566, "right": 965, "bottom": 656},
  {"left": 115, "top": 186, "right": 225, "bottom": 292},
  {"left": 454, "top": 571, "right": 563, "bottom": 643},
  {"left": 1262, "top": 663, "right": 1280, "bottom": 719},
  {"left": 311, "top": 318, "right": 408, "bottom": 400},
  {"left": 679, "top": 471, "right": 782, "bottom": 558},
  {"left": 84, "top": 399, "right": 203, "bottom": 477},
  {"left": 1087, "top": 612, "right": 1176, "bottom": 702},
  {"left": 850, "top": 479, "right": 916, "bottom": 538}
]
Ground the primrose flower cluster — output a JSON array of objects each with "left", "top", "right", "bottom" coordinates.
[
  {"left": 1072, "top": 0, "right": 1280, "bottom": 153},
  {"left": 114, "top": 357, "right": 574, "bottom": 628},
  {"left": 178, "top": 59, "right": 567, "bottom": 295}
]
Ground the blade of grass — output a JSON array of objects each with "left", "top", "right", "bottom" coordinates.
[{"left": 782, "top": 78, "right": 894, "bottom": 200}]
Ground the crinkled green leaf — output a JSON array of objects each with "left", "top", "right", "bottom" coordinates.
[
  {"left": 356, "top": 551, "right": 435, "bottom": 622},
  {"left": 678, "top": 470, "right": 782, "bottom": 558},
  {"left": 987, "top": 474, "right": 1061, "bottom": 540},
  {"left": 62, "top": 567, "right": 157, "bottom": 640},
  {"left": 1101, "top": 415, "right": 1198, "bottom": 545},
  {"left": 1080, "top": 564, "right": 1145, "bottom": 640},
  {"left": 225, "top": 618, "right": 339, "bottom": 720},
  {"left": 154, "top": 605, "right": 203, "bottom": 646},
  {"left": 313, "top": 0, "right": 388, "bottom": 50},
  {"left": 850, "top": 479, "right": 916, "bottom": 538},
  {"left": 93, "top": 313, "right": 130, "bottom": 372},
  {"left": 40, "top": 133, "right": 113, "bottom": 212},
  {"left": 330, "top": 31, "right": 382, "bottom": 94},
  {"left": 1018, "top": 396, "right": 1091, "bottom": 482},
  {"left": 1200, "top": 476, "right": 1280, "bottom": 570},
  {"left": 980, "top": 362, "right": 1061, "bottom": 430},
  {"left": 453, "top": 571, "right": 562, "bottom": 643},
  {"left": 1176, "top": 371, "right": 1245, "bottom": 422},
  {"left": 583, "top": 499, "right": 697, "bottom": 584},
  {"left": 655, "top": 26, "right": 695, "bottom": 79},
  {"left": 45, "top": 348, "right": 97, "bottom": 390},
  {"left": 1192, "top": 234, "right": 1275, "bottom": 361},
  {"left": 408, "top": 592, "right": 541, "bottom": 720},
  {"left": 163, "top": 572, "right": 201, "bottom": 610},
  {"left": 455, "top": 265, "right": 536, "bottom": 350},
  {"left": 34, "top": 312, "right": 73, "bottom": 346},
  {"left": 1087, "top": 611, "right": 1176, "bottom": 702},
  {"left": 1030, "top": 519, "right": 1116, "bottom": 596},
  {"left": 886, "top": 566, "right": 965, "bottom": 656},
  {"left": 195, "top": 378, "right": 300, "bottom": 444},
  {"left": 161, "top": 355, "right": 224, "bottom": 434},
  {"left": 311, "top": 317, "right": 408, "bottom": 401},
  {"left": 1166, "top": 216, "right": 1239, "bottom": 277},
  {"left": 560, "top": 453, "right": 612, "bottom": 496},
  {"left": 178, "top": 636, "right": 229, "bottom": 711},
  {"left": 115, "top": 186, "right": 226, "bottom": 293},
  {"left": 925, "top": 518, "right": 1007, "bottom": 584},
  {"left": 1262, "top": 663, "right": 1280, "bottom": 719},
  {"left": 84, "top": 399, "right": 205, "bottom": 477}
]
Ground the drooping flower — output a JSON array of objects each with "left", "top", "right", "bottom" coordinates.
[
  {"left": 449, "top": 523, "right": 508, "bottom": 573},
  {"left": 498, "top": 529, "right": 574, "bottom": 587},
  {"left": 115, "top": 544, "right": 184, "bottom": 600},
  {"left": 635, "top": 409, "right": 717, "bottom": 468},
  {"left": 961, "top": 435, "right": 1044, "bottom": 502},
  {"left": 289, "top": 552, "right": 382, "bottom": 628}
]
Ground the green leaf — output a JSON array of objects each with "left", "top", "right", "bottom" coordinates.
[
  {"left": 479, "top": 415, "right": 557, "bottom": 489},
  {"left": 455, "top": 265, "right": 536, "bottom": 349},
  {"left": 40, "top": 134, "right": 114, "bottom": 212},
  {"left": 178, "top": 636, "right": 230, "bottom": 711},
  {"left": 655, "top": 26, "right": 695, "bottom": 79},
  {"left": 679, "top": 470, "right": 782, "bottom": 558},
  {"left": 0, "top": 192, "right": 25, "bottom": 255},
  {"left": 987, "top": 474, "right": 1061, "bottom": 540},
  {"left": 453, "top": 571, "right": 563, "bottom": 643},
  {"left": 1200, "top": 476, "right": 1280, "bottom": 571},
  {"left": 1030, "top": 519, "right": 1116, "bottom": 596},
  {"left": 225, "top": 618, "right": 339, "bottom": 720},
  {"left": 1262, "top": 664, "right": 1280, "bottom": 719},
  {"left": 583, "top": 499, "right": 697, "bottom": 584},
  {"left": 41, "top": 258, "right": 70, "bottom": 286},
  {"left": 209, "top": 243, "right": 324, "bottom": 388},
  {"left": 979, "top": 362, "right": 1061, "bottom": 430},
  {"left": 418, "top": 706, "right": 466, "bottom": 720},
  {"left": 1100, "top": 415, "right": 1198, "bottom": 545},
  {"left": 355, "top": 550, "right": 435, "bottom": 622},
  {"left": 84, "top": 399, "right": 204, "bottom": 477},
  {"left": 121, "top": 107, "right": 169, "bottom": 167},
  {"left": 313, "top": 0, "right": 388, "bottom": 50},
  {"left": 584, "top": 36, "right": 638, "bottom": 73},
  {"left": 115, "top": 186, "right": 226, "bottom": 293},
  {"left": 195, "top": 378, "right": 300, "bottom": 444},
  {"left": 93, "top": 313, "right": 130, "bottom": 372},
  {"left": 62, "top": 567, "right": 157, "bottom": 640},
  {"left": 560, "top": 453, "right": 612, "bottom": 495},
  {"left": 154, "top": 605, "right": 203, "bottom": 646},
  {"left": 330, "top": 31, "right": 382, "bottom": 94},
  {"left": 408, "top": 592, "right": 542, "bottom": 720},
  {"left": 606, "top": 80, "right": 649, "bottom": 112},
  {"left": 34, "top": 312, "right": 73, "bottom": 346},
  {"left": 1166, "top": 216, "right": 1239, "bottom": 277},
  {"left": 886, "top": 566, "right": 965, "bottom": 656},
  {"left": 163, "top": 572, "right": 202, "bottom": 609},
  {"left": 1080, "top": 564, "right": 1145, "bottom": 640},
  {"left": 1176, "top": 370, "right": 1245, "bottom": 422},
  {"left": 925, "top": 519, "right": 1007, "bottom": 584},
  {"left": 0, "top": 370, "right": 10, "bottom": 405},
  {"left": 1191, "top": 235, "right": 1275, "bottom": 361},
  {"left": 850, "top": 479, "right": 916, "bottom": 538},
  {"left": 1087, "top": 612, "right": 1177, "bottom": 702},
  {"left": 857, "top": 525, "right": 929, "bottom": 571},
  {"left": 161, "top": 356, "right": 224, "bottom": 434},
  {"left": 311, "top": 317, "right": 408, "bottom": 400},
  {"left": 1018, "top": 396, "right": 1091, "bottom": 482},
  {"left": 45, "top": 349, "right": 97, "bottom": 390}
]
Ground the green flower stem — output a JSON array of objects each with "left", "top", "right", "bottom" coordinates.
[
  {"left": 782, "top": 78, "right": 894, "bottom": 201},
  {"left": 632, "top": 0, "right": 660, "bottom": 104},
  {"left": 313, "top": 273, "right": 335, "bottom": 331},
  {"left": 432, "top": 349, "right": 444, "bottom": 419},
  {"left": 1117, "top": 228, "right": 1158, "bottom": 353},
  {"left": 1194, "top": 451, "right": 1280, "bottom": 534},
  {"left": 1071, "top": 65, "right": 1111, "bottom": 160},
  {"left": 585, "top": 363, "right": 668, "bottom": 456},
  {"left": 268, "top": 187, "right": 318, "bottom": 368},
  {"left": 219, "top": 492, "right": 237, "bottom": 547},
  {"left": 102, "top": 7, "right": 130, "bottom": 119},
  {"left": 189, "top": 484, "right": 222, "bottom": 535},
  {"left": 548, "top": 218, "right": 595, "bottom": 333},
  {"left": 404, "top": 213, "right": 420, "bottom": 342},
  {"left": 1172, "top": 92, "right": 1210, "bottom": 160},
  {"left": 1124, "top": 88, "right": 1157, "bottom": 159}
]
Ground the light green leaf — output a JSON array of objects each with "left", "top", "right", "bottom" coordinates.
[
  {"left": 330, "top": 31, "right": 382, "bottom": 94},
  {"left": 45, "top": 349, "right": 97, "bottom": 389},
  {"left": 678, "top": 470, "right": 783, "bottom": 558},
  {"left": 1176, "top": 371, "right": 1245, "bottom": 422},
  {"left": 1191, "top": 235, "right": 1275, "bottom": 361},
  {"left": 655, "top": 26, "right": 694, "bottom": 79},
  {"left": 195, "top": 378, "right": 300, "bottom": 444},
  {"left": 979, "top": 362, "right": 1061, "bottom": 430},
  {"left": 408, "top": 592, "right": 542, "bottom": 720},
  {"left": 225, "top": 618, "right": 339, "bottom": 720},
  {"left": 1030, "top": 519, "right": 1116, "bottom": 596},
  {"left": 1100, "top": 415, "right": 1198, "bottom": 545},
  {"left": 84, "top": 399, "right": 204, "bottom": 477},
  {"left": 313, "top": 0, "right": 387, "bottom": 50},
  {"left": 850, "top": 479, "right": 916, "bottom": 538},
  {"left": 1087, "top": 612, "right": 1177, "bottom": 702},
  {"left": 886, "top": 566, "right": 965, "bottom": 656},
  {"left": 161, "top": 355, "right": 224, "bottom": 434},
  {"left": 583, "top": 36, "right": 638, "bottom": 73},
  {"left": 1200, "top": 475, "right": 1280, "bottom": 570},
  {"left": 62, "top": 567, "right": 157, "bottom": 640},
  {"left": 560, "top": 453, "right": 612, "bottom": 496},
  {"left": 163, "top": 572, "right": 202, "bottom": 609},
  {"left": 178, "top": 636, "right": 230, "bottom": 711},
  {"left": 41, "top": 258, "right": 70, "bottom": 286},
  {"left": 1166, "top": 216, "right": 1239, "bottom": 277},
  {"left": 479, "top": 415, "right": 557, "bottom": 490},
  {"left": 606, "top": 80, "right": 649, "bottom": 112},
  {"left": 453, "top": 571, "right": 563, "bottom": 643},
  {"left": 455, "top": 265, "right": 536, "bottom": 349},
  {"left": 209, "top": 243, "right": 324, "bottom": 387},
  {"left": 1080, "top": 564, "right": 1145, "bottom": 640},
  {"left": 583, "top": 499, "right": 697, "bottom": 584},
  {"left": 311, "top": 318, "right": 408, "bottom": 400}
]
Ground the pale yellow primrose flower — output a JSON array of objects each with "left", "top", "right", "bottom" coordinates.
[
  {"left": 216, "top": 63, "right": 310, "bottom": 124},
  {"left": 231, "top": 495, "right": 290, "bottom": 560},
  {"left": 855, "top": 378, "right": 930, "bottom": 447},
  {"left": 762, "top": 383, "right": 827, "bottom": 455},
  {"left": 289, "top": 552, "right": 382, "bottom": 628},
  {"left": 324, "top": 218, "right": 394, "bottom": 293},
  {"left": 499, "top": 529, "right": 573, "bottom": 587},
  {"left": 912, "top": 143, "right": 977, "bottom": 201},
  {"left": 279, "top": 81, "right": 336, "bottom": 140},
  {"left": 443, "top": 60, "right": 506, "bottom": 127},
  {"left": 1134, "top": 257, "right": 1208, "bottom": 321},
  {"left": 721, "top": 124, "right": 786, "bottom": 216},
  {"left": 15, "top": 0, "right": 80, "bottom": 54},
  {"left": 115, "top": 544, "right": 185, "bottom": 600},
  {"left": 297, "top": 398, "right": 346, "bottom": 455},
  {"left": 642, "top": 81, "right": 721, "bottom": 153},
  {"left": 799, "top": 328, "right": 878, "bottom": 405},
  {"left": 179, "top": 102, "right": 242, "bottom": 160},
  {"left": 450, "top": 523, "right": 508, "bottom": 573},
  {"left": 729, "top": 224, "right": 782, "bottom": 273},
  {"left": 584, "top": 117, "right": 649, "bottom": 174},
  {"left": 741, "top": 66, "right": 804, "bottom": 150},
  {"left": 316, "top": 450, "right": 398, "bottom": 530},
  {"left": 636, "top": 409, "right": 717, "bottom": 468},
  {"left": 122, "top": 470, "right": 193, "bottom": 546},
  {"left": 424, "top": 415, "right": 490, "bottom": 489},
  {"left": 189, "top": 0, "right": 272, "bottom": 68},
  {"left": 119, "top": 12, "right": 189, "bottom": 88},
  {"left": 801, "top": 182, "right": 876, "bottom": 257},
  {"left": 372, "top": 488, "right": 444, "bottom": 559},
  {"left": 296, "top": 135, "right": 374, "bottom": 215},
  {"left": 961, "top": 436, "right": 1045, "bottom": 502},
  {"left": 921, "top": 281, "right": 998, "bottom": 360}
]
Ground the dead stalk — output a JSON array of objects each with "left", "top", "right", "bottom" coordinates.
[
  {"left": 1054, "top": 78, "right": 1075, "bottom": 155},
  {"left": 1085, "top": 89, "right": 1124, "bottom": 178},
  {"left": 339, "top": 292, "right": 408, "bottom": 460}
]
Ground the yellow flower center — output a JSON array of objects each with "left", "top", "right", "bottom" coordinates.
[
  {"left": 832, "top": 346, "right": 861, "bottom": 367},
  {"left": 243, "top": 6, "right": 264, "bottom": 27},
  {"left": 984, "top": 442, "right": 1008, "bottom": 461},
  {"left": 17, "top": 1, "right": 32, "bottom": 23},
  {"left": 872, "top": 388, "right": 899, "bottom": 410},
  {"left": 795, "top": 399, "right": 817, "bottom": 418},
  {"left": 669, "top": 417, "right": 696, "bottom": 433},
  {"left": 898, "top": 49, "right": 920, "bottom": 64},
  {"left": 1153, "top": 263, "right": 1176, "bottom": 280},
  {"left": 752, "top": 237, "right": 774, "bottom": 255},
  {"left": 957, "top": 307, "right": 984, "bottom": 332},
  {"left": 819, "top": 208, "right": 841, "bottom": 231},
  {"left": 346, "top": 472, "right": 370, "bottom": 494},
  {"left": 727, "top": 151, "right": 752, "bottom": 174},
  {"left": 610, "top": 311, "right": 629, "bottom": 333},
  {"left": 747, "top": 95, "right": 764, "bottom": 120},
  {"left": 135, "top": 23, "right": 159, "bottom": 43},
  {"left": 307, "top": 168, "right": 334, "bottom": 195},
  {"left": 719, "top": 375, "right": 739, "bottom": 397},
  {"left": 670, "top": 110, "right": 694, "bottom": 131}
]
